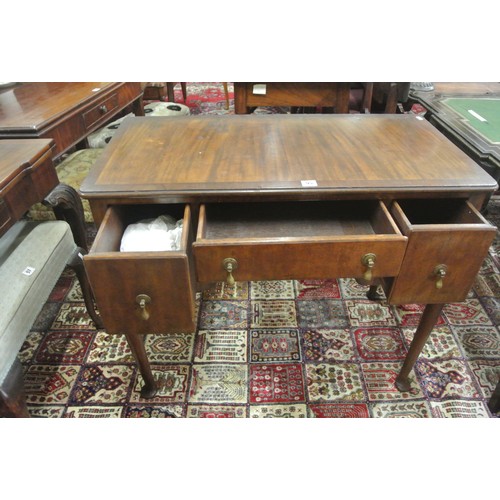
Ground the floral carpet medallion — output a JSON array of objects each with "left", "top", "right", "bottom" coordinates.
[
  {"left": 145, "top": 332, "right": 195, "bottom": 362},
  {"left": 402, "top": 325, "right": 462, "bottom": 359},
  {"left": 353, "top": 328, "right": 407, "bottom": 360},
  {"left": 443, "top": 299, "right": 492, "bottom": 326},
  {"left": 132, "top": 365, "right": 190, "bottom": 403},
  {"left": 51, "top": 303, "right": 97, "bottom": 330},
  {"left": 453, "top": 325, "right": 500, "bottom": 358},
  {"left": 35, "top": 331, "right": 93, "bottom": 364},
  {"left": 345, "top": 300, "right": 397, "bottom": 327},
  {"left": 250, "top": 364, "right": 305, "bottom": 403},
  {"left": 302, "top": 329, "right": 356, "bottom": 361},
  {"left": 19, "top": 331, "right": 44, "bottom": 362},
  {"left": 12, "top": 85, "right": 499, "bottom": 418},
  {"left": 199, "top": 300, "right": 248, "bottom": 329},
  {"left": 250, "top": 329, "right": 301, "bottom": 362},
  {"left": 306, "top": 363, "right": 364, "bottom": 402},
  {"left": 251, "top": 280, "right": 296, "bottom": 299},
  {"left": 468, "top": 359, "right": 500, "bottom": 397},
  {"left": 416, "top": 359, "right": 479, "bottom": 399},
  {"left": 339, "top": 278, "right": 373, "bottom": 299},
  {"left": 71, "top": 365, "right": 134, "bottom": 404},
  {"left": 296, "top": 299, "right": 348, "bottom": 328},
  {"left": 86, "top": 332, "right": 134, "bottom": 363},
  {"left": 24, "top": 364, "right": 80, "bottom": 404}
]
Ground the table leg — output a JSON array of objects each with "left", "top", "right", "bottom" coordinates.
[
  {"left": 133, "top": 96, "right": 145, "bottom": 116},
  {"left": 125, "top": 333, "right": 157, "bottom": 398},
  {"left": 396, "top": 303, "right": 444, "bottom": 392}
]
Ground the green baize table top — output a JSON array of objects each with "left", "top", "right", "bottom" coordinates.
[{"left": 443, "top": 98, "right": 500, "bottom": 143}]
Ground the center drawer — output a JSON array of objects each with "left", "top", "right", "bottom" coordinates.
[
  {"left": 83, "top": 204, "right": 196, "bottom": 335},
  {"left": 193, "top": 200, "right": 407, "bottom": 283}
]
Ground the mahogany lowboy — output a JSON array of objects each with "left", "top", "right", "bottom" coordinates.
[{"left": 80, "top": 114, "right": 498, "bottom": 398}]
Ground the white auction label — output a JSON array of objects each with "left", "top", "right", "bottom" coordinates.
[
  {"left": 301, "top": 180, "right": 318, "bottom": 187},
  {"left": 253, "top": 84, "right": 267, "bottom": 95},
  {"left": 22, "top": 266, "right": 36, "bottom": 276}
]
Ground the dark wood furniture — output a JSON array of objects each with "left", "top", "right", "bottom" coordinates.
[
  {"left": 80, "top": 114, "right": 498, "bottom": 398},
  {"left": 234, "top": 82, "right": 351, "bottom": 114},
  {"left": 0, "top": 139, "right": 88, "bottom": 249},
  {"left": 488, "top": 379, "right": 500, "bottom": 413},
  {"left": 409, "top": 82, "right": 500, "bottom": 184},
  {"left": 143, "top": 83, "right": 187, "bottom": 102},
  {"left": 0, "top": 82, "right": 144, "bottom": 160},
  {"left": 1, "top": 139, "right": 58, "bottom": 237}
]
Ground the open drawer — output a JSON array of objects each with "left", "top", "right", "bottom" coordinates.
[
  {"left": 193, "top": 200, "right": 407, "bottom": 283},
  {"left": 84, "top": 204, "right": 196, "bottom": 335},
  {"left": 386, "top": 198, "right": 496, "bottom": 304}
]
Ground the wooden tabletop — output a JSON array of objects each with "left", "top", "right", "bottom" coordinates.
[
  {"left": 0, "top": 138, "right": 54, "bottom": 188},
  {"left": 80, "top": 114, "right": 498, "bottom": 200},
  {"left": 0, "top": 82, "right": 116, "bottom": 132}
]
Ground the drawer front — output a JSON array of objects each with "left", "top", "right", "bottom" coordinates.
[
  {"left": 193, "top": 201, "right": 407, "bottom": 283},
  {"left": 387, "top": 200, "right": 496, "bottom": 304},
  {"left": 82, "top": 94, "right": 119, "bottom": 131},
  {"left": 85, "top": 255, "right": 196, "bottom": 334},
  {"left": 84, "top": 204, "right": 196, "bottom": 335}
]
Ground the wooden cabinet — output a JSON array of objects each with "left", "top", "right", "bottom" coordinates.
[
  {"left": 193, "top": 200, "right": 407, "bottom": 283},
  {"left": 84, "top": 204, "right": 196, "bottom": 335}
]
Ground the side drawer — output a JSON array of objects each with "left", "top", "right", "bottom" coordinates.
[
  {"left": 387, "top": 198, "right": 496, "bottom": 304},
  {"left": 193, "top": 200, "right": 407, "bottom": 283},
  {"left": 84, "top": 204, "right": 196, "bottom": 335},
  {"left": 82, "top": 93, "right": 119, "bottom": 131}
]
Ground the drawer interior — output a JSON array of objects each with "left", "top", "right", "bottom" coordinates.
[
  {"left": 91, "top": 204, "right": 188, "bottom": 254},
  {"left": 199, "top": 200, "right": 401, "bottom": 241},
  {"left": 393, "top": 198, "right": 487, "bottom": 227}
]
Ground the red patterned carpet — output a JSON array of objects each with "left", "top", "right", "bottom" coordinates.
[{"left": 17, "top": 83, "right": 500, "bottom": 417}]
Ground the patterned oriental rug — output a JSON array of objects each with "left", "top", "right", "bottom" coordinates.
[{"left": 17, "top": 83, "right": 500, "bottom": 418}]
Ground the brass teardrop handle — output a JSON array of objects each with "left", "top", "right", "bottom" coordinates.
[
  {"left": 222, "top": 258, "right": 238, "bottom": 286},
  {"left": 361, "top": 253, "right": 376, "bottom": 281},
  {"left": 433, "top": 264, "right": 448, "bottom": 289},
  {"left": 136, "top": 294, "right": 151, "bottom": 321}
]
